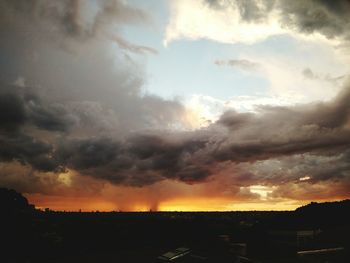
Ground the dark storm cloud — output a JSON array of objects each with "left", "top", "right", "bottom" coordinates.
[
  {"left": 235, "top": 0, "right": 275, "bottom": 22},
  {"left": 207, "top": 0, "right": 275, "bottom": 23},
  {"left": 0, "top": 0, "right": 192, "bottom": 189},
  {"left": 278, "top": 0, "right": 350, "bottom": 40},
  {"left": 0, "top": 0, "right": 182, "bottom": 134},
  {"left": 126, "top": 134, "right": 208, "bottom": 181},
  {"left": 0, "top": 0, "right": 150, "bottom": 40},
  {"left": 0, "top": 92, "right": 26, "bottom": 132},
  {"left": 0, "top": 84, "right": 76, "bottom": 132},
  {"left": 234, "top": 148, "right": 350, "bottom": 186},
  {"left": 28, "top": 102, "right": 76, "bottom": 132},
  {"left": 303, "top": 84, "right": 350, "bottom": 128},
  {"left": 206, "top": 0, "right": 350, "bottom": 41},
  {"left": 16, "top": 82, "right": 348, "bottom": 187},
  {"left": 268, "top": 151, "right": 350, "bottom": 199},
  {"left": 0, "top": 0, "right": 157, "bottom": 59},
  {"left": 51, "top": 134, "right": 209, "bottom": 186},
  {"left": 0, "top": 133, "right": 60, "bottom": 172},
  {"left": 217, "top": 110, "right": 253, "bottom": 128},
  {"left": 0, "top": 0, "right": 180, "bottom": 134},
  {"left": 212, "top": 83, "right": 350, "bottom": 163},
  {"left": 1, "top": 83, "right": 350, "bottom": 189},
  {"left": 57, "top": 137, "right": 121, "bottom": 170}
]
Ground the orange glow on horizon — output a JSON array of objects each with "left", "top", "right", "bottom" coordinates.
[
  {"left": 25, "top": 180, "right": 349, "bottom": 212},
  {"left": 26, "top": 193, "right": 165, "bottom": 212},
  {"left": 25, "top": 194, "right": 118, "bottom": 212},
  {"left": 159, "top": 197, "right": 233, "bottom": 211},
  {"left": 158, "top": 197, "right": 303, "bottom": 211},
  {"left": 26, "top": 193, "right": 307, "bottom": 212}
]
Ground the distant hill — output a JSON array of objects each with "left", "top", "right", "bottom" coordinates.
[
  {"left": 0, "top": 187, "right": 35, "bottom": 213},
  {"left": 296, "top": 199, "right": 350, "bottom": 213},
  {"left": 294, "top": 199, "right": 350, "bottom": 228}
]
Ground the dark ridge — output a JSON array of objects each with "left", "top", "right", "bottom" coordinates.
[
  {"left": 295, "top": 199, "right": 350, "bottom": 213},
  {"left": 294, "top": 199, "right": 350, "bottom": 229}
]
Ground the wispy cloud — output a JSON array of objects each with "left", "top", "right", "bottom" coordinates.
[
  {"left": 302, "top": 67, "right": 346, "bottom": 84},
  {"left": 214, "top": 59, "right": 262, "bottom": 72}
]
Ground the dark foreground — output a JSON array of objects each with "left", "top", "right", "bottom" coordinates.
[{"left": 1, "top": 188, "right": 349, "bottom": 263}]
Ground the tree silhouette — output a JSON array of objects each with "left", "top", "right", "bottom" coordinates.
[{"left": 0, "top": 187, "right": 34, "bottom": 213}]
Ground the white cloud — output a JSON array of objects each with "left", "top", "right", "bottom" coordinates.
[
  {"left": 164, "top": 0, "right": 344, "bottom": 48},
  {"left": 241, "top": 47, "right": 348, "bottom": 103},
  {"left": 183, "top": 93, "right": 298, "bottom": 129},
  {"left": 164, "top": 0, "right": 349, "bottom": 103},
  {"left": 164, "top": 0, "right": 284, "bottom": 46}
]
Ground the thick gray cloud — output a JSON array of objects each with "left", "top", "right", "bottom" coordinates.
[
  {"left": 0, "top": 92, "right": 26, "bottom": 132},
  {"left": 0, "top": 0, "right": 150, "bottom": 41},
  {"left": 0, "top": 0, "right": 194, "bottom": 188},
  {"left": 0, "top": 132, "right": 61, "bottom": 172},
  {"left": 278, "top": 0, "right": 350, "bottom": 40},
  {"left": 51, "top": 133, "right": 209, "bottom": 186},
  {"left": 206, "top": 0, "right": 350, "bottom": 41},
  {"left": 212, "top": 84, "right": 350, "bottom": 162},
  {"left": 0, "top": 84, "right": 76, "bottom": 132},
  {"left": 5, "top": 82, "right": 348, "bottom": 187},
  {"left": 1, "top": 82, "right": 350, "bottom": 188},
  {"left": 207, "top": 0, "right": 275, "bottom": 22},
  {"left": 0, "top": 0, "right": 186, "bottom": 133}
]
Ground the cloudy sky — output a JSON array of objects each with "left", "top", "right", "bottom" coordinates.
[{"left": 1, "top": 0, "right": 350, "bottom": 211}]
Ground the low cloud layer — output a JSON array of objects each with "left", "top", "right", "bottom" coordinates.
[{"left": 1, "top": 80, "right": 349, "bottom": 188}]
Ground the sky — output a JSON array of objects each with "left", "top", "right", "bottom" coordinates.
[{"left": 0, "top": 0, "right": 350, "bottom": 211}]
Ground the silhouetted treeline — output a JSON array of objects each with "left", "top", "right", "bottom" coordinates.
[
  {"left": 0, "top": 187, "right": 35, "bottom": 213},
  {"left": 0, "top": 188, "right": 349, "bottom": 263}
]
